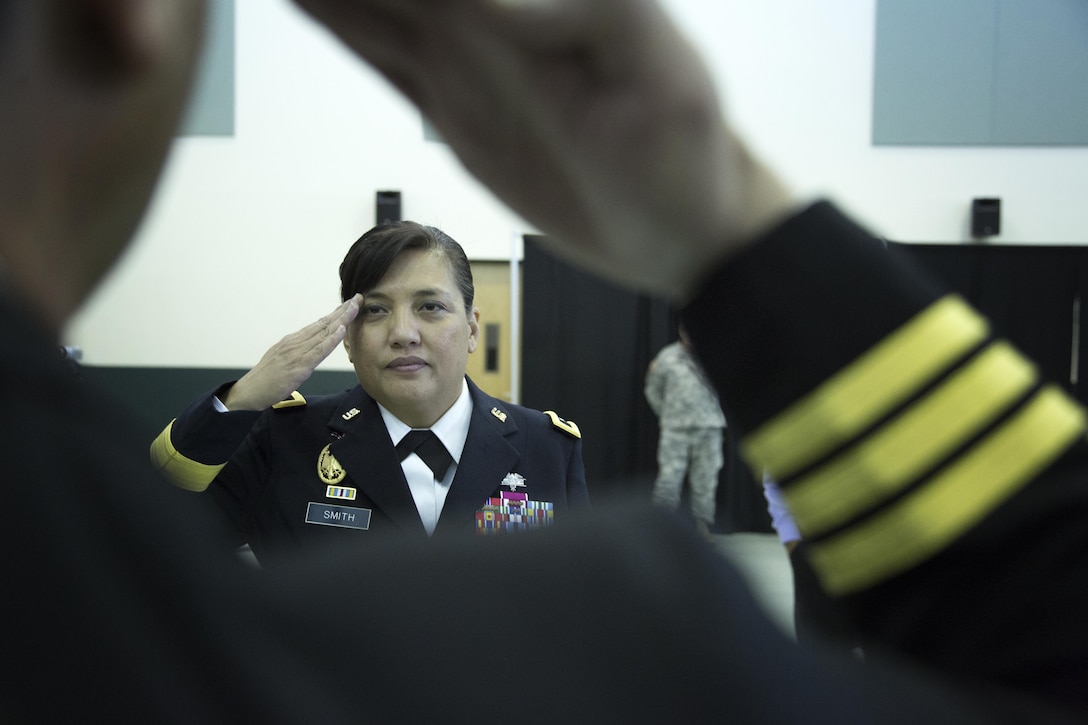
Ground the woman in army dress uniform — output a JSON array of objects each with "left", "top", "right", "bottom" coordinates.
[{"left": 151, "top": 222, "right": 588, "bottom": 566}]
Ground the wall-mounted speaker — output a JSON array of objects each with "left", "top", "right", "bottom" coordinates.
[
  {"left": 971, "top": 198, "right": 1001, "bottom": 238},
  {"left": 376, "top": 190, "right": 401, "bottom": 225}
]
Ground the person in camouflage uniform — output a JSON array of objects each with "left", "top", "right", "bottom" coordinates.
[{"left": 644, "top": 326, "right": 727, "bottom": 537}]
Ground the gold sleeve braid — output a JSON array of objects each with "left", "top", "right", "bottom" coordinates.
[
  {"left": 743, "top": 295, "right": 1088, "bottom": 595},
  {"left": 149, "top": 420, "right": 226, "bottom": 493}
]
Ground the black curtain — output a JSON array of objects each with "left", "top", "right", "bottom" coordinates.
[
  {"left": 520, "top": 236, "right": 673, "bottom": 502},
  {"left": 522, "top": 238, "right": 1088, "bottom": 532},
  {"left": 520, "top": 236, "right": 772, "bottom": 532},
  {"left": 717, "top": 431, "right": 769, "bottom": 533},
  {"left": 887, "top": 243, "right": 1088, "bottom": 405}
]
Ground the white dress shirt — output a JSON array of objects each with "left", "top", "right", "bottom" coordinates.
[{"left": 379, "top": 380, "right": 473, "bottom": 536}]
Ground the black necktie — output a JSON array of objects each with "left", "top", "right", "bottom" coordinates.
[{"left": 396, "top": 430, "right": 453, "bottom": 481}]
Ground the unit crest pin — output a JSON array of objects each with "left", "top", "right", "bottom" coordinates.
[{"left": 317, "top": 443, "right": 346, "bottom": 484}]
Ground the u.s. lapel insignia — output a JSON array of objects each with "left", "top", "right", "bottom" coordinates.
[
  {"left": 502, "top": 472, "right": 526, "bottom": 492},
  {"left": 317, "top": 443, "right": 346, "bottom": 484},
  {"left": 491, "top": 406, "right": 508, "bottom": 423},
  {"left": 342, "top": 407, "right": 360, "bottom": 421}
]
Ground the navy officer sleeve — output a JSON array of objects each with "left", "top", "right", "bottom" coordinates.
[{"left": 683, "top": 201, "right": 1088, "bottom": 715}]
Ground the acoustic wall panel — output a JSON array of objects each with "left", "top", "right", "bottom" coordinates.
[
  {"left": 873, "top": 0, "right": 1088, "bottom": 145},
  {"left": 180, "top": 0, "right": 235, "bottom": 137}
]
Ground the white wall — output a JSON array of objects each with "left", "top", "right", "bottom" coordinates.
[
  {"left": 66, "top": 0, "right": 1088, "bottom": 369},
  {"left": 669, "top": 0, "right": 1088, "bottom": 243}
]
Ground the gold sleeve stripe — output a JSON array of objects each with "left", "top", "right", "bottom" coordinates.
[
  {"left": 807, "top": 386, "right": 1086, "bottom": 595},
  {"left": 742, "top": 296, "right": 988, "bottom": 479},
  {"left": 787, "top": 341, "right": 1037, "bottom": 536},
  {"left": 149, "top": 420, "right": 226, "bottom": 493}
]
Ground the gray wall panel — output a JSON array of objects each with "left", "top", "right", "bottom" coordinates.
[
  {"left": 992, "top": 0, "right": 1088, "bottom": 143},
  {"left": 874, "top": 0, "right": 1088, "bottom": 145},
  {"left": 180, "top": 0, "right": 235, "bottom": 137},
  {"left": 873, "top": 0, "right": 995, "bottom": 144}
]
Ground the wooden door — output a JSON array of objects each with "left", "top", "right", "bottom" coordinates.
[{"left": 465, "top": 261, "right": 520, "bottom": 402}]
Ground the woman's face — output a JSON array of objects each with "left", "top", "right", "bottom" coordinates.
[{"left": 345, "top": 248, "right": 479, "bottom": 427}]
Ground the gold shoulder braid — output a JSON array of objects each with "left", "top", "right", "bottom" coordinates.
[
  {"left": 272, "top": 391, "right": 307, "bottom": 410},
  {"left": 544, "top": 411, "right": 581, "bottom": 439}
]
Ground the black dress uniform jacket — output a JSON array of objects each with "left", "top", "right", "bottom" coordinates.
[{"left": 152, "top": 378, "right": 588, "bottom": 564}]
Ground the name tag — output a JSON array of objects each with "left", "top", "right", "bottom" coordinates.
[{"left": 305, "top": 502, "right": 372, "bottom": 530}]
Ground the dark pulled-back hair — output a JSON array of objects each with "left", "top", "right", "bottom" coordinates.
[{"left": 339, "top": 221, "right": 474, "bottom": 312}]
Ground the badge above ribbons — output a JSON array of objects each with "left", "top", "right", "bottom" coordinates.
[{"left": 502, "top": 472, "right": 526, "bottom": 492}]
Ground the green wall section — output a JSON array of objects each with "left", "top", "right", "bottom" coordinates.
[{"left": 82, "top": 366, "right": 359, "bottom": 441}]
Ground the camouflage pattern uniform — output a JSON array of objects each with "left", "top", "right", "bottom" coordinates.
[{"left": 644, "top": 341, "right": 726, "bottom": 525}]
